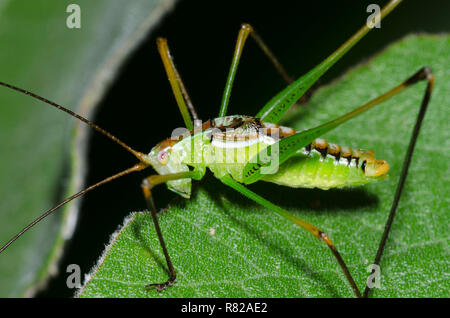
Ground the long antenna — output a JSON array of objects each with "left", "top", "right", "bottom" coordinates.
[
  {"left": 0, "top": 163, "right": 146, "bottom": 254},
  {"left": 0, "top": 81, "right": 146, "bottom": 161},
  {"left": 0, "top": 82, "right": 151, "bottom": 254}
]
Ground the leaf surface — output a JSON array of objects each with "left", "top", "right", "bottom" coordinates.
[{"left": 79, "top": 35, "right": 449, "bottom": 297}]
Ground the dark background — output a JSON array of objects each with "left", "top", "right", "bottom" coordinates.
[{"left": 38, "top": 0, "right": 450, "bottom": 297}]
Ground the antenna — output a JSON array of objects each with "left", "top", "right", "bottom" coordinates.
[
  {"left": 0, "top": 81, "right": 146, "bottom": 161},
  {"left": 0, "top": 163, "right": 146, "bottom": 254},
  {"left": 0, "top": 82, "right": 151, "bottom": 254}
]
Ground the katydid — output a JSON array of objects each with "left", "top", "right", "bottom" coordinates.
[{"left": 0, "top": 0, "right": 434, "bottom": 298}]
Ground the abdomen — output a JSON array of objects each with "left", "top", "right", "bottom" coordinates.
[{"left": 261, "top": 139, "right": 387, "bottom": 189}]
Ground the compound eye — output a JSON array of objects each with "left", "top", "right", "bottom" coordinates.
[{"left": 157, "top": 150, "right": 169, "bottom": 165}]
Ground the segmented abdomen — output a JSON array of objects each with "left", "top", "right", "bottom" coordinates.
[{"left": 261, "top": 138, "right": 383, "bottom": 189}]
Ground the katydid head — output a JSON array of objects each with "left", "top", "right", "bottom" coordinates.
[{"left": 147, "top": 138, "right": 192, "bottom": 198}]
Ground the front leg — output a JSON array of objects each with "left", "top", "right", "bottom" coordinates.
[{"left": 140, "top": 171, "right": 199, "bottom": 291}]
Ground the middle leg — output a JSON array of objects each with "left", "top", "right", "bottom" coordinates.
[
  {"left": 220, "top": 174, "right": 362, "bottom": 298},
  {"left": 219, "top": 23, "right": 299, "bottom": 117}
]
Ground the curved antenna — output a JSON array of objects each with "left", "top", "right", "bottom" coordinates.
[
  {"left": 0, "top": 81, "right": 152, "bottom": 254},
  {"left": 0, "top": 163, "right": 146, "bottom": 254},
  {"left": 0, "top": 81, "right": 146, "bottom": 161}
]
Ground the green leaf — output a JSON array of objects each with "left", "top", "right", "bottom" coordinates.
[
  {"left": 0, "top": 0, "right": 176, "bottom": 297},
  {"left": 79, "top": 34, "right": 449, "bottom": 297}
]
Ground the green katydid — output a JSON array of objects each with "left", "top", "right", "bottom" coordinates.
[{"left": 0, "top": 0, "right": 435, "bottom": 298}]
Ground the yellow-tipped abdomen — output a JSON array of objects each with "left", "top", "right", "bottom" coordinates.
[{"left": 363, "top": 159, "right": 390, "bottom": 177}]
